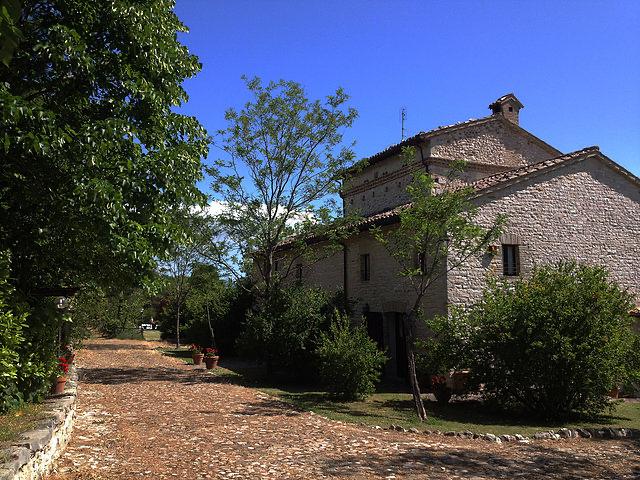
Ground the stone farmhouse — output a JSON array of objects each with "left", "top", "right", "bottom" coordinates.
[{"left": 283, "top": 94, "right": 640, "bottom": 378}]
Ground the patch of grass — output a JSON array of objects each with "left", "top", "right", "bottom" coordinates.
[
  {"left": 158, "top": 349, "right": 640, "bottom": 435},
  {"left": 112, "top": 328, "right": 144, "bottom": 340},
  {"left": 0, "top": 403, "right": 50, "bottom": 448},
  {"left": 159, "top": 347, "right": 195, "bottom": 364},
  {"left": 260, "top": 390, "right": 640, "bottom": 435},
  {"left": 142, "top": 330, "right": 162, "bottom": 341}
]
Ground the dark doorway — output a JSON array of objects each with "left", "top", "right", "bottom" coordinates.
[
  {"left": 394, "top": 313, "right": 408, "bottom": 378},
  {"left": 365, "top": 312, "right": 384, "bottom": 352}
]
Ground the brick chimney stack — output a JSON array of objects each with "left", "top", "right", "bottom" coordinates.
[{"left": 489, "top": 93, "right": 524, "bottom": 125}]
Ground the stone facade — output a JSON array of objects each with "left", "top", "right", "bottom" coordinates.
[
  {"left": 428, "top": 118, "right": 556, "bottom": 168},
  {"left": 343, "top": 110, "right": 559, "bottom": 217},
  {"left": 290, "top": 94, "right": 640, "bottom": 377},
  {"left": 448, "top": 155, "right": 640, "bottom": 306}
]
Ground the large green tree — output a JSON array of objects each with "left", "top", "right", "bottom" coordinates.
[{"left": 1, "top": 0, "right": 209, "bottom": 296}]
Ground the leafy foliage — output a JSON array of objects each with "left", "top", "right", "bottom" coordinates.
[
  {"left": 72, "top": 287, "right": 149, "bottom": 338},
  {"left": 237, "top": 286, "right": 345, "bottom": 377},
  {"left": 0, "top": 0, "right": 207, "bottom": 407},
  {"left": 0, "top": 0, "right": 22, "bottom": 66},
  {"left": 208, "top": 76, "right": 359, "bottom": 297},
  {"left": 455, "top": 262, "right": 637, "bottom": 418},
  {"left": 1, "top": 0, "right": 209, "bottom": 294},
  {"left": 417, "top": 309, "right": 470, "bottom": 376},
  {"left": 0, "top": 252, "right": 59, "bottom": 412},
  {"left": 316, "top": 312, "right": 387, "bottom": 400}
]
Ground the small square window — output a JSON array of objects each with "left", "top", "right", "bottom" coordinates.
[
  {"left": 360, "top": 254, "right": 370, "bottom": 281},
  {"left": 502, "top": 245, "right": 520, "bottom": 276},
  {"left": 508, "top": 106, "right": 513, "bottom": 112}
]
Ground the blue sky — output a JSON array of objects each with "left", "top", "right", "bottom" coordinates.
[{"left": 174, "top": 0, "right": 640, "bottom": 179}]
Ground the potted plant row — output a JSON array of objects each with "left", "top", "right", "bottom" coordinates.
[
  {"left": 190, "top": 344, "right": 204, "bottom": 365},
  {"left": 203, "top": 348, "right": 220, "bottom": 369}
]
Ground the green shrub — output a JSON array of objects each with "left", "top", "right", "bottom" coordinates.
[
  {"left": 0, "top": 253, "right": 58, "bottom": 412},
  {"left": 237, "top": 286, "right": 343, "bottom": 377},
  {"left": 461, "top": 261, "right": 637, "bottom": 418},
  {"left": 0, "top": 298, "right": 28, "bottom": 412},
  {"left": 316, "top": 311, "right": 387, "bottom": 400}
]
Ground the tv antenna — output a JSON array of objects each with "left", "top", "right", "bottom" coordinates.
[{"left": 400, "top": 107, "right": 407, "bottom": 140}]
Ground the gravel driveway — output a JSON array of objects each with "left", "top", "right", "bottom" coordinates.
[{"left": 47, "top": 338, "right": 640, "bottom": 479}]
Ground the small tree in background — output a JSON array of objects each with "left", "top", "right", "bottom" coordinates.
[
  {"left": 460, "top": 261, "right": 638, "bottom": 418},
  {"left": 373, "top": 149, "right": 504, "bottom": 421},
  {"left": 159, "top": 212, "right": 214, "bottom": 348},
  {"left": 208, "top": 76, "right": 359, "bottom": 301},
  {"left": 316, "top": 311, "right": 387, "bottom": 400}
]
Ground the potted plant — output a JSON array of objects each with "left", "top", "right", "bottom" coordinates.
[
  {"left": 431, "top": 374, "right": 452, "bottom": 404},
  {"left": 53, "top": 356, "right": 70, "bottom": 394},
  {"left": 203, "top": 348, "right": 220, "bottom": 369},
  {"left": 190, "top": 344, "right": 204, "bottom": 365}
]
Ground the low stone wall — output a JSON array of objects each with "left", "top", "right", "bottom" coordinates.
[
  {"left": 0, "top": 368, "right": 77, "bottom": 480},
  {"left": 386, "top": 424, "right": 640, "bottom": 443}
]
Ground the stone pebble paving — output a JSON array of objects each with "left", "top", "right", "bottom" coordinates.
[{"left": 47, "top": 339, "right": 640, "bottom": 479}]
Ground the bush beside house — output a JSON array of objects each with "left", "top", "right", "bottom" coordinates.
[
  {"left": 424, "top": 261, "right": 639, "bottom": 418},
  {"left": 316, "top": 311, "right": 388, "bottom": 400}
]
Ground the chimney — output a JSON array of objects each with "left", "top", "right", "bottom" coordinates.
[{"left": 489, "top": 93, "right": 524, "bottom": 125}]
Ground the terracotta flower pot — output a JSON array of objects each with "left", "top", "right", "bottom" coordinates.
[
  {"left": 53, "top": 376, "right": 67, "bottom": 394},
  {"left": 204, "top": 356, "right": 219, "bottom": 369},
  {"left": 192, "top": 353, "right": 204, "bottom": 366}
]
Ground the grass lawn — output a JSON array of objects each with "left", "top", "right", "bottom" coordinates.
[
  {"left": 159, "top": 348, "right": 640, "bottom": 435},
  {"left": 143, "top": 329, "right": 162, "bottom": 341},
  {"left": 0, "top": 403, "right": 49, "bottom": 451}
]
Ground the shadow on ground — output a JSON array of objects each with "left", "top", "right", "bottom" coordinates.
[
  {"left": 82, "top": 342, "right": 151, "bottom": 351},
  {"left": 319, "top": 441, "right": 640, "bottom": 479}
]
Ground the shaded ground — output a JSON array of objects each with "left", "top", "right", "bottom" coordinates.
[
  {"left": 168, "top": 351, "right": 640, "bottom": 436},
  {"left": 47, "top": 339, "right": 640, "bottom": 479}
]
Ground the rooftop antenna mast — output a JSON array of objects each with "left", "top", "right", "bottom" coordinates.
[{"left": 400, "top": 107, "right": 407, "bottom": 140}]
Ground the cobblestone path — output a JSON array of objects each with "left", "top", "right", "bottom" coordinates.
[{"left": 48, "top": 339, "right": 640, "bottom": 479}]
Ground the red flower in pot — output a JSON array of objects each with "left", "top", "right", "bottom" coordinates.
[
  {"left": 203, "top": 348, "right": 220, "bottom": 369},
  {"left": 190, "top": 344, "right": 204, "bottom": 365},
  {"left": 53, "top": 356, "right": 70, "bottom": 394}
]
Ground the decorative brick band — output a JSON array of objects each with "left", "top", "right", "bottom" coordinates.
[{"left": 0, "top": 367, "right": 77, "bottom": 480}]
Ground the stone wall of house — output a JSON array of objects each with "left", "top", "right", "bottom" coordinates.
[
  {"left": 342, "top": 118, "right": 558, "bottom": 217},
  {"left": 429, "top": 118, "right": 556, "bottom": 168},
  {"left": 344, "top": 230, "right": 448, "bottom": 324},
  {"left": 448, "top": 156, "right": 640, "bottom": 307},
  {"left": 297, "top": 247, "right": 344, "bottom": 292},
  {"left": 343, "top": 157, "right": 509, "bottom": 217},
  {"left": 295, "top": 229, "right": 448, "bottom": 377}
]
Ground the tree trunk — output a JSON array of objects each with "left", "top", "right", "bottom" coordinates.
[
  {"left": 175, "top": 301, "right": 181, "bottom": 348},
  {"left": 405, "top": 311, "right": 427, "bottom": 421},
  {"left": 206, "top": 302, "right": 216, "bottom": 348}
]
